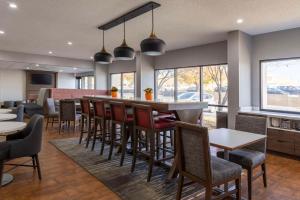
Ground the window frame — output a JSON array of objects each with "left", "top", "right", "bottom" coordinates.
[
  {"left": 259, "top": 57, "right": 300, "bottom": 114},
  {"left": 110, "top": 71, "right": 136, "bottom": 98},
  {"left": 154, "top": 63, "right": 228, "bottom": 108}
]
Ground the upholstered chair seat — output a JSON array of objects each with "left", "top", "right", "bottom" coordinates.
[{"left": 217, "top": 149, "right": 265, "bottom": 168}]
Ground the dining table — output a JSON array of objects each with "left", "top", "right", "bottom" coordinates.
[
  {"left": 0, "top": 109, "right": 12, "bottom": 114},
  {"left": 0, "top": 121, "right": 27, "bottom": 186},
  {"left": 84, "top": 95, "right": 209, "bottom": 123},
  {"left": 0, "top": 114, "right": 17, "bottom": 121}
]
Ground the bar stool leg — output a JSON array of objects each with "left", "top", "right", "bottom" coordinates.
[
  {"left": 163, "top": 131, "right": 166, "bottom": 159},
  {"left": 85, "top": 117, "right": 91, "bottom": 148},
  {"left": 91, "top": 118, "right": 98, "bottom": 151},
  {"left": 120, "top": 124, "right": 127, "bottom": 166},
  {"left": 147, "top": 131, "right": 155, "bottom": 182},
  {"left": 79, "top": 116, "right": 85, "bottom": 144},
  {"left": 108, "top": 123, "right": 116, "bottom": 160},
  {"left": 156, "top": 131, "right": 160, "bottom": 160},
  {"left": 100, "top": 118, "right": 107, "bottom": 155},
  {"left": 131, "top": 128, "right": 138, "bottom": 172}
]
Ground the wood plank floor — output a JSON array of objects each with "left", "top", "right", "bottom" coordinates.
[{"left": 1, "top": 121, "right": 300, "bottom": 200}]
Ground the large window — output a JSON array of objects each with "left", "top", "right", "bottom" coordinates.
[
  {"left": 261, "top": 58, "right": 300, "bottom": 113},
  {"left": 110, "top": 72, "right": 135, "bottom": 98},
  {"left": 155, "top": 65, "right": 228, "bottom": 129},
  {"left": 76, "top": 76, "right": 95, "bottom": 89},
  {"left": 155, "top": 69, "right": 175, "bottom": 101}
]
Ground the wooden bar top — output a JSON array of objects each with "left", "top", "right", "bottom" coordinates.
[{"left": 84, "top": 95, "right": 208, "bottom": 111}]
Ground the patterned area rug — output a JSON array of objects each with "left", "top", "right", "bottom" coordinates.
[{"left": 49, "top": 138, "right": 205, "bottom": 200}]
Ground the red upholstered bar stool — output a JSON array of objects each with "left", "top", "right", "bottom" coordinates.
[
  {"left": 131, "top": 104, "right": 176, "bottom": 182},
  {"left": 79, "top": 99, "right": 94, "bottom": 148},
  {"left": 91, "top": 100, "right": 111, "bottom": 153},
  {"left": 108, "top": 101, "right": 133, "bottom": 166}
]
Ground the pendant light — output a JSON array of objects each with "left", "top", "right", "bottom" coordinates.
[
  {"left": 140, "top": 5, "right": 166, "bottom": 56},
  {"left": 114, "top": 19, "right": 135, "bottom": 60},
  {"left": 94, "top": 30, "right": 113, "bottom": 64}
]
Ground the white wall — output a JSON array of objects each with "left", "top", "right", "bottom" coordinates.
[
  {"left": 251, "top": 27, "right": 300, "bottom": 107},
  {"left": 95, "top": 63, "right": 108, "bottom": 90},
  {"left": 108, "top": 60, "right": 136, "bottom": 74},
  {"left": 155, "top": 41, "right": 227, "bottom": 69},
  {"left": 0, "top": 69, "right": 26, "bottom": 102},
  {"left": 56, "top": 73, "right": 76, "bottom": 89}
]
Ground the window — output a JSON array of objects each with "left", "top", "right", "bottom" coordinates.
[
  {"left": 177, "top": 67, "right": 200, "bottom": 101},
  {"left": 110, "top": 72, "right": 135, "bottom": 98},
  {"left": 155, "top": 64, "right": 228, "bottom": 129},
  {"left": 261, "top": 58, "right": 300, "bottom": 113},
  {"left": 155, "top": 69, "right": 175, "bottom": 101},
  {"left": 76, "top": 76, "right": 95, "bottom": 89}
]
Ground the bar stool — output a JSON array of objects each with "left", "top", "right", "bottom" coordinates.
[
  {"left": 79, "top": 99, "right": 94, "bottom": 148},
  {"left": 131, "top": 104, "right": 176, "bottom": 182},
  {"left": 108, "top": 101, "right": 133, "bottom": 166},
  {"left": 91, "top": 100, "right": 111, "bottom": 153}
]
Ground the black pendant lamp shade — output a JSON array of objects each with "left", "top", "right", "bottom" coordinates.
[
  {"left": 114, "top": 21, "right": 135, "bottom": 60},
  {"left": 94, "top": 30, "right": 113, "bottom": 64},
  {"left": 140, "top": 5, "right": 166, "bottom": 56}
]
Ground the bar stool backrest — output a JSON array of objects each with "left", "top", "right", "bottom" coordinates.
[
  {"left": 93, "top": 100, "right": 106, "bottom": 118},
  {"left": 132, "top": 104, "right": 154, "bottom": 130},
  {"left": 109, "top": 101, "right": 126, "bottom": 123},
  {"left": 59, "top": 100, "right": 76, "bottom": 121},
  {"left": 176, "top": 121, "right": 212, "bottom": 185},
  {"left": 80, "top": 99, "right": 91, "bottom": 116}
]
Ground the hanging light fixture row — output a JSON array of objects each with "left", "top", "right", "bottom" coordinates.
[{"left": 94, "top": 1, "right": 165, "bottom": 64}]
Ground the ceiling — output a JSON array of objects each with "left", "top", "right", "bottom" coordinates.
[
  {"left": 0, "top": 60, "right": 92, "bottom": 73},
  {"left": 0, "top": 0, "right": 300, "bottom": 60}
]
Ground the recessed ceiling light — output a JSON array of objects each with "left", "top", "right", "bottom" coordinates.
[
  {"left": 48, "top": 51, "right": 53, "bottom": 54},
  {"left": 67, "top": 41, "right": 73, "bottom": 46},
  {"left": 90, "top": 56, "right": 93, "bottom": 59},
  {"left": 0, "top": 30, "right": 5, "bottom": 35},
  {"left": 26, "top": 67, "right": 30, "bottom": 70},
  {"left": 59, "top": 69, "right": 63, "bottom": 72},
  {"left": 9, "top": 2, "right": 18, "bottom": 9},
  {"left": 236, "top": 18, "right": 244, "bottom": 24},
  {"left": 35, "top": 64, "right": 39, "bottom": 67},
  {"left": 73, "top": 67, "right": 78, "bottom": 70}
]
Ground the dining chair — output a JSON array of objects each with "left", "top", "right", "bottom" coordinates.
[
  {"left": 0, "top": 142, "right": 10, "bottom": 187},
  {"left": 175, "top": 121, "right": 242, "bottom": 200},
  {"left": 44, "top": 98, "right": 59, "bottom": 129},
  {"left": 108, "top": 101, "right": 133, "bottom": 166},
  {"left": 59, "top": 100, "right": 80, "bottom": 134},
  {"left": 79, "top": 99, "right": 94, "bottom": 147},
  {"left": 91, "top": 100, "right": 111, "bottom": 153},
  {"left": 217, "top": 114, "right": 267, "bottom": 200},
  {"left": 13, "top": 104, "right": 24, "bottom": 122},
  {"left": 131, "top": 104, "right": 176, "bottom": 182},
  {"left": 5, "top": 114, "right": 44, "bottom": 180},
  {"left": 216, "top": 111, "right": 228, "bottom": 128}
]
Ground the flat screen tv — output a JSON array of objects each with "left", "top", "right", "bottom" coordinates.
[{"left": 31, "top": 74, "right": 52, "bottom": 85}]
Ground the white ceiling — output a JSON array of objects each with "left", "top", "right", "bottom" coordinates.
[
  {"left": 0, "top": 0, "right": 300, "bottom": 60},
  {"left": 0, "top": 60, "right": 92, "bottom": 73}
]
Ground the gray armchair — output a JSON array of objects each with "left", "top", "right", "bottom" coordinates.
[
  {"left": 13, "top": 104, "right": 24, "bottom": 122},
  {"left": 217, "top": 114, "right": 267, "bottom": 200},
  {"left": 6, "top": 114, "right": 44, "bottom": 180},
  {"left": 176, "top": 121, "right": 242, "bottom": 200}
]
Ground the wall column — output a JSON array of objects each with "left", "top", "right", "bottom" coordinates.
[
  {"left": 227, "top": 30, "right": 252, "bottom": 128},
  {"left": 135, "top": 52, "right": 155, "bottom": 98},
  {"left": 94, "top": 63, "right": 108, "bottom": 90}
]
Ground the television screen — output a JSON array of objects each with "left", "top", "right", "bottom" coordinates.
[{"left": 31, "top": 74, "right": 52, "bottom": 85}]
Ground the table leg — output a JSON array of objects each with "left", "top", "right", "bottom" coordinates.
[
  {"left": 166, "top": 109, "right": 202, "bottom": 183},
  {"left": 1, "top": 173, "right": 14, "bottom": 186}
]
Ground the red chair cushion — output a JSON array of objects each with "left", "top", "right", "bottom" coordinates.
[{"left": 154, "top": 119, "right": 175, "bottom": 130}]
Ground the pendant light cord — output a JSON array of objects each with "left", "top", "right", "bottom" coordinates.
[
  {"left": 151, "top": 5, "right": 154, "bottom": 35},
  {"left": 102, "top": 30, "right": 105, "bottom": 48}
]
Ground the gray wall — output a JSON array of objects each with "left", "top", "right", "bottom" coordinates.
[
  {"left": 95, "top": 63, "right": 108, "bottom": 90},
  {"left": 251, "top": 27, "right": 300, "bottom": 107},
  {"left": 155, "top": 41, "right": 227, "bottom": 69}
]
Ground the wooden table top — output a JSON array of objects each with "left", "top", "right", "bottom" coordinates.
[
  {"left": 0, "top": 122, "right": 26, "bottom": 136},
  {"left": 0, "top": 114, "right": 17, "bottom": 121},
  {"left": 209, "top": 128, "right": 267, "bottom": 151},
  {"left": 84, "top": 95, "right": 208, "bottom": 111},
  {"left": 0, "top": 109, "right": 12, "bottom": 114}
]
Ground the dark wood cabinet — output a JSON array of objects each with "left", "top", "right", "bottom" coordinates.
[{"left": 267, "top": 128, "right": 300, "bottom": 156}]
